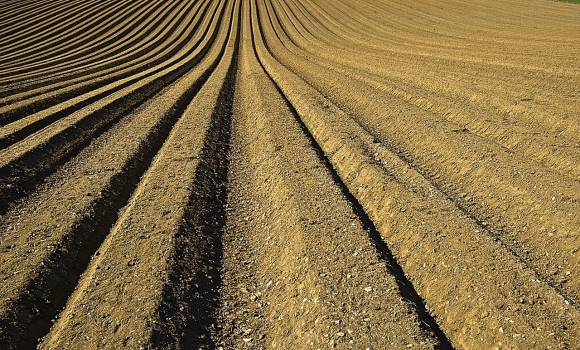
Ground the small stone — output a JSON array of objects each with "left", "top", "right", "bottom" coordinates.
[
  {"left": 337, "top": 332, "right": 345, "bottom": 337},
  {"left": 364, "top": 287, "right": 373, "bottom": 292}
]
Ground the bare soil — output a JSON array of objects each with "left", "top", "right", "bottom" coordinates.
[{"left": 0, "top": 0, "right": 578, "bottom": 348}]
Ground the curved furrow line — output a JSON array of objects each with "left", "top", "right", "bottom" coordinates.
[
  {"left": 288, "top": 0, "right": 578, "bottom": 119},
  {"left": 0, "top": 0, "right": 235, "bottom": 347},
  {"left": 276, "top": 0, "right": 580, "bottom": 198},
  {"left": 0, "top": 0, "right": 62, "bottom": 26},
  {"left": 268, "top": 0, "right": 580, "bottom": 183},
  {"left": 0, "top": 0, "right": 50, "bottom": 15},
  {"left": 292, "top": 0, "right": 577, "bottom": 90},
  {"left": 0, "top": 0, "right": 139, "bottom": 70},
  {"left": 289, "top": 0, "right": 580, "bottom": 144},
  {"left": 0, "top": 0, "right": 186, "bottom": 88},
  {"left": 253, "top": 0, "right": 580, "bottom": 348},
  {"left": 0, "top": 0, "right": 120, "bottom": 57},
  {"left": 0, "top": 0, "right": 169, "bottom": 78},
  {"left": 288, "top": 0, "right": 578, "bottom": 243},
  {"left": 220, "top": 3, "right": 443, "bottom": 348},
  {"left": 0, "top": 1, "right": 126, "bottom": 56},
  {"left": 35, "top": 1, "right": 240, "bottom": 348},
  {"left": 0, "top": 0, "right": 212, "bottom": 138},
  {"left": 266, "top": 0, "right": 580, "bottom": 304},
  {"left": 322, "top": 0, "right": 580, "bottom": 69},
  {"left": 0, "top": 0, "right": 179, "bottom": 77},
  {"left": 286, "top": 0, "right": 495, "bottom": 64},
  {"left": 378, "top": 0, "right": 580, "bottom": 40},
  {"left": 0, "top": 0, "right": 211, "bottom": 111},
  {"left": 0, "top": 0, "right": 578, "bottom": 348},
  {"left": 0, "top": 0, "right": 84, "bottom": 34},
  {"left": 0, "top": 0, "right": 222, "bottom": 214},
  {"left": 221, "top": 3, "right": 449, "bottom": 348}
]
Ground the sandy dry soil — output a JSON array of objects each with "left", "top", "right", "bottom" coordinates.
[{"left": 0, "top": 0, "right": 579, "bottom": 348}]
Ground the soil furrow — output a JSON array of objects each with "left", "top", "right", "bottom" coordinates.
[
  {"left": 0, "top": 0, "right": 179, "bottom": 81},
  {"left": 252, "top": 45, "right": 454, "bottom": 350},
  {"left": 261, "top": 0, "right": 580, "bottom": 306},
  {"left": 0, "top": 0, "right": 69, "bottom": 30},
  {"left": 271, "top": 0, "right": 580, "bottom": 183},
  {"left": 216, "top": 4, "right": 442, "bottom": 348},
  {"left": 0, "top": 0, "right": 578, "bottom": 348},
  {"left": 282, "top": 0, "right": 580, "bottom": 147},
  {"left": 0, "top": 0, "right": 92, "bottom": 45},
  {"left": 0, "top": 0, "right": 128, "bottom": 60},
  {"left": 0, "top": 0, "right": 194, "bottom": 94},
  {"left": 0, "top": 0, "right": 208, "bottom": 124},
  {"left": 252, "top": 0, "right": 580, "bottom": 348},
  {"left": 274, "top": 51, "right": 580, "bottom": 305},
  {"left": 0, "top": 1, "right": 232, "bottom": 346},
  {"left": 0, "top": 0, "right": 212, "bottom": 122},
  {"left": 0, "top": 0, "right": 167, "bottom": 79},
  {"left": 36, "top": 2, "right": 238, "bottom": 348},
  {"left": 0, "top": 0, "right": 121, "bottom": 58},
  {"left": 263, "top": 0, "right": 580, "bottom": 303},
  {"left": 0, "top": 0, "right": 226, "bottom": 215},
  {"left": 247, "top": 5, "right": 450, "bottom": 346}
]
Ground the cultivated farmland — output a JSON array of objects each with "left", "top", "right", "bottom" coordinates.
[{"left": 0, "top": 0, "right": 579, "bottom": 348}]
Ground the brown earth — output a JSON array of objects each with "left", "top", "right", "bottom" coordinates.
[{"left": 0, "top": 0, "right": 579, "bottom": 348}]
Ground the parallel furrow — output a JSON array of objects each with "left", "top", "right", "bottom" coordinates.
[
  {"left": 0, "top": 0, "right": 232, "bottom": 347},
  {"left": 0, "top": 0, "right": 120, "bottom": 58},
  {"left": 0, "top": 0, "right": 225, "bottom": 215},
  {"left": 0, "top": 0, "right": 166, "bottom": 78},
  {"left": 0, "top": 0, "right": 178, "bottom": 79},
  {"left": 217, "top": 4, "right": 447, "bottom": 348},
  {"left": 252, "top": 0, "right": 580, "bottom": 348},
  {"left": 0, "top": 0, "right": 212, "bottom": 121},
  {"left": 36, "top": 2, "right": 239, "bottom": 348},
  {"left": 0, "top": 0, "right": 87, "bottom": 42},
  {"left": 275, "top": 0, "right": 580, "bottom": 182},
  {"left": 0, "top": 0, "right": 579, "bottom": 348},
  {"left": 261, "top": 0, "right": 580, "bottom": 304}
]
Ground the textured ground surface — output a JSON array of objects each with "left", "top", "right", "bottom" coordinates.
[{"left": 0, "top": 0, "right": 579, "bottom": 348}]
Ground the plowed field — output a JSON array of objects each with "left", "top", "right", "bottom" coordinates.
[{"left": 1, "top": 0, "right": 579, "bottom": 348}]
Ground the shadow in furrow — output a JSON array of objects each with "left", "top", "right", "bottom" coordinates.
[
  {"left": 150, "top": 8, "right": 240, "bottom": 349},
  {"left": 0, "top": 0, "right": 227, "bottom": 216},
  {"left": 0, "top": 0, "right": 169, "bottom": 78},
  {"left": 250, "top": 20, "right": 453, "bottom": 346},
  {"left": 280, "top": 88, "right": 454, "bottom": 350},
  {"left": 0, "top": 0, "right": 211, "bottom": 113},
  {"left": 0, "top": 21, "right": 233, "bottom": 350},
  {"left": 259, "top": 0, "right": 580, "bottom": 311}
]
